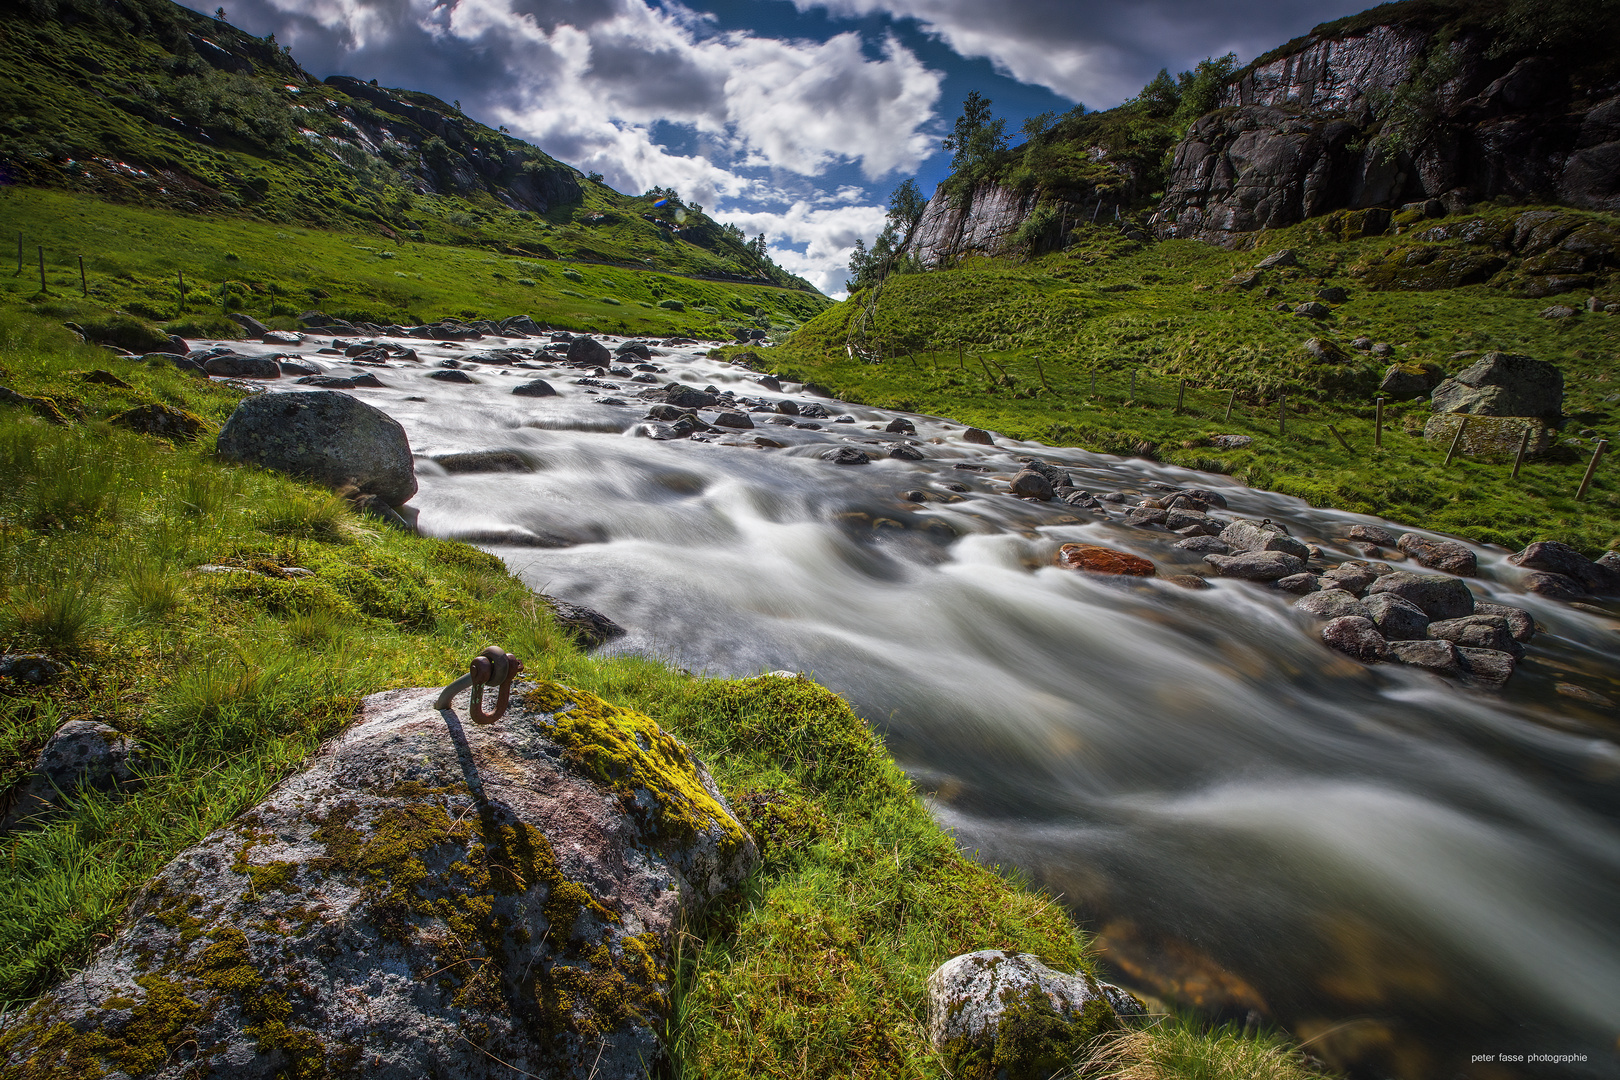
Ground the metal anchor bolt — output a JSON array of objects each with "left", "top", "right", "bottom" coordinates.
[{"left": 435, "top": 645, "right": 523, "bottom": 724}]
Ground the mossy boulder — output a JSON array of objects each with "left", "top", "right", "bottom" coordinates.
[
  {"left": 927, "top": 950, "right": 1141, "bottom": 1080},
  {"left": 1429, "top": 352, "right": 1563, "bottom": 420},
  {"left": 0, "top": 681, "right": 757, "bottom": 1079},
  {"left": 1348, "top": 245, "right": 1508, "bottom": 290},
  {"left": 1422, "top": 414, "right": 1550, "bottom": 457},
  {"left": 1379, "top": 360, "right": 1446, "bottom": 399}
]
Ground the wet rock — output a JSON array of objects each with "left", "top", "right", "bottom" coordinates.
[
  {"left": 203, "top": 353, "right": 281, "bottom": 379},
  {"left": 709, "top": 410, "right": 755, "bottom": 430},
  {"left": 0, "top": 653, "right": 65, "bottom": 686},
  {"left": 0, "top": 683, "right": 756, "bottom": 1077},
  {"left": 1428, "top": 615, "right": 1524, "bottom": 658},
  {"left": 1009, "top": 469, "right": 1055, "bottom": 501},
  {"left": 1164, "top": 574, "right": 1212, "bottom": 590},
  {"left": 227, "top": 312, "right": 270, "bottom": 337},
  {"left": 1320, "top": 562, "right": 1380, "bottom": 596},
  {"left": 1165, "top": 508, "right": 1219, "bottom": 534},
  {"left": 263, "top": 330, "right": 304, "bottom": 346},
  {"left": 1274, "top": 573, "right": 1321, "bottom": 595},
  {"left": 1508, "top": 540, "right": 1620, "bottom": 595},
  {"left": 277, "top": 358, "right": 320, "bottom": 377},
  {"left": 1018, "top": 460, "right": 1073, "bottom": 489},
  {"left": 1321, "top": 616, "right": 1386, "bottom": 663},
  {"left": 775, "top": 399, "right": 800, "bottom": 415},
  {"left": 926, "top": 950, "right": 1138, "bottom": 1077},
  {"left": 1346, "top": 524, "right": 1399, "bottom": 547},
  {"left": 1397, "top": 533, "right": 1478, "bottom": 576},
  {"left": 566, "top": 335, "right": 612, "bottom": 367},
  {"left": 660, "top": 384, "right": 721, "bottom": 409},
  {"left": 216, "top": 390, "right": 417, "bottom": 505},
  {"left": 1363, "top": 593, "right": 1431, "bottom": 640},
  {"left": 428, "top": 368, "right": 476, "bottom": 383},
  {"left": 1295, "top": 589, "right": 1369, "bottom": 619},
  {"left": 1057, "top": 544, "right": 1156, "bottom": 577},
  {"left": 1202, "top": 550, "right": 1305, "bottom": 581},
  {"left": 512, "top": 379, "right": 557, "bottom": 397},
  {"left": 1122, "top": 506, "right": 1166, "bottom": 526},
  {"left": 963, "top": 428, "right": 994, "bottom": 445},
  {"left": 1385, "top": 638, "right": 1461, "bottom": 674},
  {"left": 432, "top": 450, "right": 534, "bottom": 474},
  {"left": 888, "top": 442, "right": 926, "bottom": 461},
  {"left": 753, "top": 436, "right": 786, "bottom": 449},
  {"left": 1556, "top": 684, "right": 1615, "bottom": 707},
  {"left": 1429, "top": 352, "right": 1563, "bottom": 420},
  {"left": 1366, "top": 571, "right": 1475, "bottom": 620},
  {"left": 1174, "top": 536, "right": 1230, "bottom": 555},
  {"left": 1219, "top": 520, "right": 1311, "bottom": 561},
  {"left": 884, "top": 417, "right": 915, "bottom": 434},
  {"left": 822, "top": 447, "right": 870, "bottom": 465},
  {"left": 1522, "top": 571, "right": 1588, "bottom": 600},
  {"left": 543, "top": 598, "right": 627, "bottom": 648},
  {"left": 1457, "top": 648, "right": 1517, "bottom": 689},
  {"left": 1, "top": 721, "right": 139, "bottom": 832},
  {"left": 1474, "top": 602, "right": 1536, "bottom": 642},
  {"left": 109, "top": 403, "right": 211, "bottom": 443},
  {"left": 296, "top": 375, "right": 358, "bottom": 389}
]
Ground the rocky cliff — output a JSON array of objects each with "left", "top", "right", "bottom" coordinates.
[
  {"left": 907, "top": 183, "right": 1040, "bottom": 268},
  {"left": 1155, "top": 16, "right": 1620, "bottom": 245}
]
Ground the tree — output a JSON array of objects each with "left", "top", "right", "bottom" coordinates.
[
  {"left": 214, "top": 6, "right": 225, "bottom": 18},
  {"left": 845, "top": 177, "right": 928, "bottom": 292},
  {"left": 1137, "top": 69, "right": 1181, "bottom": 118},
  {"left": 1020, "top": 111, "right": 1056, "bottom": 143},
  {"left": 1172, "top": 54, "right": 1239, "bottom": 130},
  {"left": 941, "top": 91, "right": 1007, "bottom": 181}
]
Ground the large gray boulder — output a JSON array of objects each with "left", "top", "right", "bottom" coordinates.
[
  {"left": 1366, "top": 571, "right": 1475, "bottom": 620},
  {"left": 216, "top": 390, "right": 417, "bottom": 505},
  {"left": 1429, "top": 352, "right": 1563, "bottom": 420},
  {"left": 926, "top": 951, "right": 1140, "bottom": 1078},
  {"left": 1, "top": 682, "right": 757, "bottom": 1079},
  {"left": 566, "top": 336, "right": 612, "bottom": 367},
  {"left": 1219, "top": 519, "right": 1311, "bottom": 561},
  {"left": 0, "top": 721, "right": 139, "bottom": 832}
]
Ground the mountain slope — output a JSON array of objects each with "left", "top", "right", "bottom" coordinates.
[{"left": 0, "top": 0, "right": 819, "bottom": 293}]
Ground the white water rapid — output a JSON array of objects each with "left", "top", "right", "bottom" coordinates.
[{"left": 209, "top": 331, "right": 1620, "bottom": 1078}]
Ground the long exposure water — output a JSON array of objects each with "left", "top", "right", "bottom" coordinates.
[{"left": 214, "top": 332, "right": 1620, "bottom": 1077}]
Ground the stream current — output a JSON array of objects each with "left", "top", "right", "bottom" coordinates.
[{"left": 214, "top": 333, "right": 1620, "bottom": 1077}]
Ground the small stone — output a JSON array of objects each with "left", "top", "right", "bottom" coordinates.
[
  {"left": 1295, "top": 302, "right": 1331, "bottom": 319},
  {"left": 1371, "top": 342, "right": 1394, "bottom": 356},
  {"left": 1322, "top": 616, "right": 1386, "bottom": 663},
  {"left": 428, "top": 369, "right": 476, "bottom": 383},
  {"left": 1385, "top": 638, "right": 1461, "bottom": 673},
  {"left": 512, "top": 379, "right": 557, "bottom": 397},
  {"left": 962, "top": 427, "right": 994, "bottom": 445},
  {"left": 1397, "top": 533, "right": 1477, "bottom": 576},
  {"left": 1257, "top": 249, "right": 1297, "bottom": 269},
  {"left": 1474, "top": 602, "right": 1535, "bottom": 642},
  {"left": 753, "top": 436, "right": 786, "bottom": 448},
  {"left": 1057, "top": 544, "right": 1156, "bottom": 577},
  {"left": 1174, "top": 535, "right": 1230, "bottom": 555},
  {"left": 884, "top": 417, "right": 915, "bottom": 434},
  {"left": 1163, "top": 575, "right": 1212, "bottom": 590},
  {"left": 1346, "top": 524, "right": 1400, "bottom": 547},
  {"left": 822, "top": 447, "right": 870, "bottom": 465},
  {"left": 1274, "top": 573, "right": 1321, "bottom": 595},
  {"left": 1539, "top": 305, "right": 1577, "bottom": 319},
  {"left": 1211, "top": 434, "right": 1252, "bottom": 449},
  {"left": 110, "top": 403, "right": 210, "bottom": 443},
  {"left": 1555, "top": 684, "right": 1614, "bottom": 707}
]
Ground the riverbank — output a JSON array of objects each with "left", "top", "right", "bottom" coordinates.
[{"left": 0, "top": 310, "right": 1319, "bottom": 1075}]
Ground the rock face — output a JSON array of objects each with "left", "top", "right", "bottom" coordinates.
[
  {"left": 1429, "top": 352, "right": 1563, "bottom": 420},
  {"left": 1, "top": 683, "right": 756, "bottom": 1079},
  {"left": 926, "top": 951, "right": 1139, "bottom": 1080},
  {"left": 0, "top": 721, "right": 139, "bottom": 832},
  {"left": 1153, "top": 17, "right": 1620, "bottom": 245},
  {"left": 907, "top": 183, "right": 1041, "bottom": 268},
  {"left": 216, "top": 390, "right": 418, "bottom": 506}
]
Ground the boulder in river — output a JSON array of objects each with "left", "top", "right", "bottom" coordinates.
[
  {"left": 1057, "top": 544, "right": 1155, "bottom": 577},
  {"left": 0, "top": 682, "right": 756, "bottom": 1079},
  {"left": 1295, "top": 589, "right": 1369, "bottom": 619},
  {"left": 203, "top": 353, "right": 281, "bottom": 379},
  {"left": 926, "top": 950, "right": 1139, "bottom": 1080},
  {"left": 1396, "top": 533, "right": 1477, "bottom": 576},
  {"left": 962, "top": 427, "right": 994, "bottom": 445},
  {"left": 1320, "top": 561, "right": 1382, "bottom": 596},
  {"left": 428, "top": 368, "right": 476, "bottom": 383},
  {"left": 1428, "top": 615, "right": 1524, "bottom": 658},
  {"left": 1273, "top": 573, "right": 1320, "bottom": 595},
  {"left": 1385, "top": 638, "right": 1462, "bottom": 674},
  {"left": 1202, "top": 550, "right": 1305, "bottom": 581},
  {"left": 512, "top": 379, "right": 557, "bottom": 397},
  {"left": 884, "top": 417, "right": 915, "bottom": 434},
  {"left": 1457, "top": 648, "right": 1517, "bottom": 689},
  {"left": 1474, "top": 602, "right": 1535, "bottom": 643},
  {"left": 1508, "top": 541, "right": 1620, "bottom": 596},
  {"left": 566, "top": 335, "right": 612, "bottom": 367},
  {"left": 216, "top": 390, "right": 417, "bottom": 505},
  {"left": 1, "top": 721, "right": 140, "bottom": 832},
  {"left": 1363, "top": 593, "right": 1430, "bottom": 640},
  {"left": 1365, "top": 571, "right": 1474, "bottom": 621},
  {"left": 1219, "top": 520, "right": 1310, "bottom": 561},
  {"left": 887, "top": 442, "right": 925, "bottom": 461},
  {"left": 1345, "top": 524, "right": 1399, "bottom": 547},
  {"left": 1322, "top": 616, "right": 1386, "bottom": 663},
  {"left": 1009, "top": 470, "right": 1053, "bottom": 500},
  {"left": 822, "top": 447, "right": 870, "bottom": 465}
]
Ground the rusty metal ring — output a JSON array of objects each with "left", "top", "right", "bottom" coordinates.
[{"left": 434, "top": 646, "right": 523, "bottom": 724}]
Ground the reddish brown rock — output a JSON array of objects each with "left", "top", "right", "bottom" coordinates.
[{"left": 1057, "top": 544, "right": 1156, "bottom": 577}]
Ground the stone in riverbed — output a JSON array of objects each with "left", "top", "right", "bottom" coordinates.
[
  {"left": 1397, "top": 533, "right": 1477, "bottom": 576},
  {"left": 1345, "top": 524, "right": 1399, "bottom": 547},
  {"left": 0, "top": 682, "right": 757, "bottom": 1078},
  {"left": 1366, "top": 571, "right": 1474, "bottom": 620},
  {"left": 1428, "top": 615, "right": 1524, "bottom": 658},
  {"left": 1174, "top": 535, "right": 1230, "bottom": 555},
  {"left": 277, "top": 358, "right": 320, "bottom": 376},
  {"left": 1457, "top": 647, "right": 1517, "bottom": 689},
  {"left": 963, "top": 427, "right": 994, "bottom": 445},
  {"left": 1273, "top": 573, "right": 1320, "bottom": 595},
  {"left": 1322, "top": 616, "right": 1386, "bottom": 663},
  {"left": 1295, "top": 589, "right": 1369, "bottom": 619},
  {"left": 822, "top": 447, "right": 870, "bottom": 465},
  {"left": 884, "top": 417, "right": 915, "bottom": 434},
  {"left": 216, "top": 390, "right": 417, "bottom": 505},
  {"left": 512, "top": 379, "right": 557, "bottom": 397},
  {"left": 432, "top": 450, "right": 534, "bottom": 474},
  {"left": 1385, "top": 638, "right": 1461, "bottom": 674},
  {"left": 1122, "top": 505, "right": 1165, "bottom": 525},
  {"left": 1219, "top": 520, "right": 1310, "bottom": 561},
  {"left": 1363, "top": 593, "right": 1430, "bottom": 640},
  {"left": 926, "top": 950, "right": 1139, "bottom": 1079},
  {"left": 1057, "top": 544, "right": 1156, "bottom": 577},
  {"left": 427, "top": 368, "right": 476, "bottom": 383},
  {"left": 566, "top": 335, "right": 612, "bottom": 367},
  {"left": 1522, "top": 570, "right": 1588, "bottom": 600},
  {"left": 296, "top": 375, "right": 358, "bottom": 389},
  {"left": 1508, "top": 540, "right": 1620, "bottom": 595},
  {"left": 709, "top": 410, "right": 755, "bottom": 429},
  {"left": 1202, "top": 550, "right": 1305, "bottom": 581},
  {"left": 1320, "top": 561, "right": 1382, "bottom": 596},
  {"left": 203, "top": 353, "right": 281, "bottom": 379},
  {"left": 1474, "top": 602, "right": 1535, "bottom": 642},
  {"left": 888, "top": 442, "right": 926, "bottom": 461}
]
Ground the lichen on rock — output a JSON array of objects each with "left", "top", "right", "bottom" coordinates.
[{"left": 0, "top": 682, "right": 757, "bottom": 1079}]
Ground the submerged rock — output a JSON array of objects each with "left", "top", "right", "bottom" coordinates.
[
  {"left": 926, "top": 950, "right": 1140, "bottom": 1080},
  {"left": 1057, "top": 544, "right": 1156, "bottom": 577},
  {"left": 0, "top": 683, "right": 756, "bottom": 1079}
]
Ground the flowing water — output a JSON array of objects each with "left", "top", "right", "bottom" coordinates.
[{"left": 214, "top": 333, "right": 1620, "bottom": 1077}]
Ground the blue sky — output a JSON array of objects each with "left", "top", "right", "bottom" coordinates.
[{"left": 193, "top": 0, "right": 1360, "bottom": 294}]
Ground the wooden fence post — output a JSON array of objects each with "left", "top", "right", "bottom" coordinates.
[
  {"left": 1328, "top": 425, "right": 1354, "bottom": 454},
  {"left": 37, "top": 246, "right": 45, "bottom": 293},
  {"left": 1444, "top": 416, "right": 1469, "bottom": 465},
  {"left": 1033, "top": 354, "right": 1052, "bottom": 393},
  {"left": 1224, "top": 388, "right": 1236, "bottom": 423},
  {"left": 1512, "top": 424, "right": 1531, "bottom": 479},
  {"left": 78, "top": 255, "right": 86, "bottom": 298},
  {"left": 1176, "top": 379, "right": 1186, "bottom": 412},
  {"left": 1278, "top": 394, "right": 1286, "bottom": 436},
  {"left": 13, "top": 232, "right": 20, "bottom": 276},
  {"left": 1575, "top": 439, "right": 1607, "bottom": 501},
  {"left": 1375, "top": 396, "right": 1384, "bottom": 449}
]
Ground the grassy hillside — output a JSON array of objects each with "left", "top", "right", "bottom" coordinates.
[
  {"left": 743, "top": 210, "right": 1619, "bottom": 555},
  {"left": 0, "top": 0, "right": 818, "bottom": 292},
  {"left": 0, "top": 187, "right": 830, "bottom": 343}
]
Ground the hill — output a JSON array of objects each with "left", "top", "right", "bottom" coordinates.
[{"left": 0, "top": 0, "right": 821, "bottom": 293}]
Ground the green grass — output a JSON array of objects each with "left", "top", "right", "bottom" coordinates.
[
  {"left": 740, "top": 213, "right": 1620, "bottom": 555},
  {"left": 0, "top": 187, "right": 829, "bottom": 341},
  {"left": 0, "top": 307, "right": 1283, "bottom": 1076}
]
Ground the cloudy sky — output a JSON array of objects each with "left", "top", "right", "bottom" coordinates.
[{"left": 195, "top": 0, "right": 1361, "bottom": 295}]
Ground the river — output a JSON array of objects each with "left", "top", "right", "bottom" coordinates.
[{"left": 212, "top": 331, "right": 1620, "bottom": 1078}]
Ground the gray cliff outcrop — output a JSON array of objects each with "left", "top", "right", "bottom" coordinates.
[{"left": 907, "top": 183, "right": 1041, "bottom": 268}]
